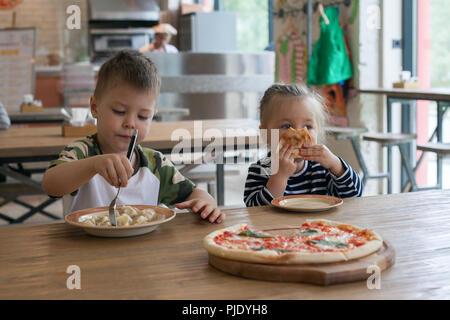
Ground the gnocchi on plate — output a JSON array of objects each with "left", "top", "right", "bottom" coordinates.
[{"left": 80, "top": 205, "right": 162, "bottom": 227}]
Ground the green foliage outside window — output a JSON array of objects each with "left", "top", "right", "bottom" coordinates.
[
  {"left": 223, "top": 0, "right": 269, "bottom": 52},
  {"left": 430, "top": 0, "right": 450, "bottom": 88}
]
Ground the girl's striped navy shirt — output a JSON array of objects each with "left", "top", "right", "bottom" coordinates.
[{"left": 244, "top": 155, "right": 363, "bottom": 207}]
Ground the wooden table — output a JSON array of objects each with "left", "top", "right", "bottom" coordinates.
[
  {"left": 0, "top": 119, "right": 261, "bottom": 213},
  {"left": 8, "top": 107, "right": 190, "bottom": 124},
  {"left": 0, "top": 120, "right": 374, "bottom": 215},
  {"left": 359, "top": 88, "right": 450, "bottom": 191},
  {"left": 0, "top": 119, "right": 260, "bottom": 158},
  {"left": 0, "top": 120, "right": 353, "bottom": 159},
  {"left": 8, "top": 108, "right": 67, "bottom": 125},
  {"left": 359, "top": 87, "right": 450, "bottom": 101},
  {"left": 1, "top": 190, "right": 449, "bottom": 299}
]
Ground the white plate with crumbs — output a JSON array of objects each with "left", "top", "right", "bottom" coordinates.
[
  {"left": 271, "top": 195, "right": 343, "bottom": 212},
  {"left": 65, "top": 205, "right": 176, "bottom": 237}
]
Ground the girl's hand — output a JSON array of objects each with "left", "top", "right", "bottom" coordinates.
[
  {"left": 92, "top": 154, "right": 134, "bottom": 188},
  {"left": 176, "top": 199, "right": 225, "bottom": 223},
  {"left": 300, "top": 144, "right": 345, "bottom": 176},
  {"left": 274, "top": 144, "right": 297, "bottom": 179}
]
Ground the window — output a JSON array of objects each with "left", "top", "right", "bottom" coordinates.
[
  {"left": 429, "top": 0, "right": 450, "bottom": 88},
  {"left": 413, "top": 0, "right": 450, "bottom": 188},
  {"left": 222, "top": 0, "right": 271, "bottom": 52}
]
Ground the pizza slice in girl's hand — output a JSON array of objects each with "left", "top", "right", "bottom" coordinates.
[{"left": 278, "top": 127, "right": 313, "bottom": 158}]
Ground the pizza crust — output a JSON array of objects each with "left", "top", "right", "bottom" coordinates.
[
  {"left": 305, "top": 219, "right": 383, "bottom": 262},
  {"left": 203, "top": 220, "right": 383, "bottom": 265}
]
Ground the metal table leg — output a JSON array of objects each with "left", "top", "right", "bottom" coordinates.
[
  {"left": 398, "top": 143, "right": 418, "bottom": 192},
  {"left": 215, "top": 163, "right": 224, "bottom": 206},
  {"left": 387, "top": 96, "right": 393, "bottom": 194},
  {"left": 436, "top": 102, "right": 447, "bottom": 188}
]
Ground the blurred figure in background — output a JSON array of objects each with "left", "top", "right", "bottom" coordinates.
[
  {"left": 139, "top": 23, "right": 179, "bottom": 53},
  {"left": 0, "top": 101, "right": 11, "bottom": 130}
]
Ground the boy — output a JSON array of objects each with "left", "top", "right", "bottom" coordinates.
[{"left": 43, "top": 50, "right": 224, "bottom": 224}]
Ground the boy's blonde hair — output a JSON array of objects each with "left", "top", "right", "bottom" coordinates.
[
  {"left": 259, "top": 83, "right": 328, "bottom": 142},
  {"left": 94, "top": 50, "right": 161, "bottom": 102}
]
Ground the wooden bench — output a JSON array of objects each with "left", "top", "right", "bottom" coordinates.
[
  {"left": 327, "top": 126, "right": 392, "bottom": 194},
  {"left": 363, "top": 133, "right": 417, "bottom": 193},
  {"left": 411, "top": 142, "right": 450, "bottom": 190}
]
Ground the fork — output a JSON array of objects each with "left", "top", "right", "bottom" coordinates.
[{"left": 108, "top": 129, "right": 138, "bottom": 226}]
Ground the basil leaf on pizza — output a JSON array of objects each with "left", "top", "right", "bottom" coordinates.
[
  {"left": 238, "top": 230, "right": 273, "bottom": 238},
  {"left": 203, "top": 220, "right": 383, "bottom": 265},
  {"left": 296, "top": 229, "right": 318, "bottom": 236},
  {"left": 274, "top": 248, "right": 291, "bottom": 253},
  {"left": 308, "top": 240, "right": 348, "bottom": 248}
]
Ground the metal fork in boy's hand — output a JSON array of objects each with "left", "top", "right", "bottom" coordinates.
[{"left": 108, "top": 129, "right": 138, "bottom": 226}]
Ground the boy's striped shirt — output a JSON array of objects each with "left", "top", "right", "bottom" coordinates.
[{"left": 244, "top": 155, "right": 363, "bottom": 207}]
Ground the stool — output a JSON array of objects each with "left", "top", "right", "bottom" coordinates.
[
  {"left": 362, "top": 133, "right": 417, "bottom": 193},
  {"left": 411, "top": 142, "right": 450, "bottom": 190},
  {"left": 327, "top": 126, "right": 390, "bottom": 193}
]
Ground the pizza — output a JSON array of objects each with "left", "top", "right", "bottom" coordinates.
[
  {"left": 278, "top": 127, "right": 313, "bottom": 158},
  {"left": 203, "top": 219, "right": 383, "bottom": 264}
]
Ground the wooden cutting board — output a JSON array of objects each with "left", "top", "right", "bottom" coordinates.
[{"left": 208, "top": 241, "right": 395, "bottom": 286}]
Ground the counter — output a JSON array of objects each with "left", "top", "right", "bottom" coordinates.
[{"left": 35, "top": 52, "right": 275, "bottom": 120}]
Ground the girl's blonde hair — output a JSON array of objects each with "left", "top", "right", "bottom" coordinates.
[{"left": 259, "top": 83, "right": 328, "bottom": 143}]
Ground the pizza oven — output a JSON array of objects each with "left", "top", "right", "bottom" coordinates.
[{"left": 88, "top": 0, "right": 160, "bottom": 63}]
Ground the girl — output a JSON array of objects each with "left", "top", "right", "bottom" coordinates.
[{"left": 244, "top": 83, "right": 363, "bottom": 207}]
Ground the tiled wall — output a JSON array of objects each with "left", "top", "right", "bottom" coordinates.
[{"left": 0, "top": 0, "right": 88, "bottom": 65}]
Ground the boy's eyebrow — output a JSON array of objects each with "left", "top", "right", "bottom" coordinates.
[
  {"left": 112, "top": 101, "right": 153, "bottom": 111},
  {"left": 111, "top": 101, "right": 129, "bottom": 108}
]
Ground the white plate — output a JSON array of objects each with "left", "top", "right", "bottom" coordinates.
[
  {"left": 271, "top": 195, "right": 343, "bottom": 212},
  {"left": 65, "top": 205, "right": 176, "bottom": 238}
]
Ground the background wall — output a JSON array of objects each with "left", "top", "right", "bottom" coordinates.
[
  {"left": 0, "top": 0, "right": 88, "bottom": 65},
  {"left": 273, "top": 0, "right": 403, "bottom": 196},
  {"left": 0, "top": 0, "right": 182, "bottom": 66}
]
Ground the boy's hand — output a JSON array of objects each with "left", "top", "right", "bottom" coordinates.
[
  {"left": 274, "top": 144, "right": 297, "bottom": 179},
  {"left": 176, "top": 199, "right": 225, "bottom": 224},
  {"left": 300, "top": 144, "right": 345, "bottom": 176},
  {"left": 93, "top": 154, "right": 134, "bottom": 188}
]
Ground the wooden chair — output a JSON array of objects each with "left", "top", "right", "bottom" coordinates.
[
  {"left": 327, "top": 126, "right": 391, "bottom": 193},
  {"left": 362, "top": 133, "right": 417, "bottom": 193}
]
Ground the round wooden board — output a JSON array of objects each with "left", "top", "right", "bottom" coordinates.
[{"left": 208, "top": 241, "right": 395, "bottom": 286}]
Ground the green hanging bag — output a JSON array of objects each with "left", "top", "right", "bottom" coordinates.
[{"left": 307, "top": 6, "right": 353, "bottom": 86}]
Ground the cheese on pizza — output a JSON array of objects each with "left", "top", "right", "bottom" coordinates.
[{"left": 203, "top": 219, "right": 383, "bottom": 264}]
